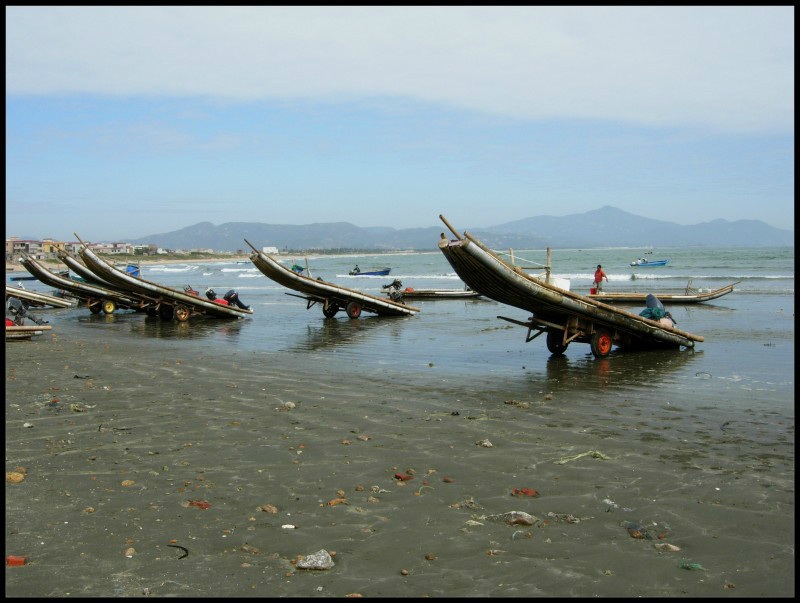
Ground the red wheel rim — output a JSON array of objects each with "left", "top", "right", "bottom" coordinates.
[{"left": 598, "top": 334, "right": 612, "bottom": 355}]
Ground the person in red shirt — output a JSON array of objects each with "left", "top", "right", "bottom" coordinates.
[{"left": 593, "top": 265, "right": 608, "bottom": 292}]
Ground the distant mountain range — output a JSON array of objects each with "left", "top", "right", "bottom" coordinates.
[{"left": 126, "top": 206, "right": 793, "bottom": 251}]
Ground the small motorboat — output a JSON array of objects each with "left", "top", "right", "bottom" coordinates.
[
  {"left": 630, "top": 258, "right": 668, "bottom": 267},
  {"left": 348, "top": 266, "right": 391, "bottom": 276}
]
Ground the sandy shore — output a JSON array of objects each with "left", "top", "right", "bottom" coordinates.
[{"left": 5, "top": 321, "right": 795, "bottom": 597}]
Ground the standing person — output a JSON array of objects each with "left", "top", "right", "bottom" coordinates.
[{"left": 593, "top": 264, "right": 608, "bottom": 292}]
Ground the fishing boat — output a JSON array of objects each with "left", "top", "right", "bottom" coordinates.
[
  {"left": 57, "top": 250, "right": 116, "bottom": 288},
  {"left": 5, "top": 285, "right": 77, "bottom": 308},
  {"left": 630, "top": 258, "right": 668, "bottom": 267},
  {"left": 398, "top": 288, "right": 482, "bottom": 300},
  {"left": 437, "top": 215, "right": 703, "bottom": 357},
  {"left": 587, "top": 282, "right": 739, "bottom": 304},
  {"left": 349, "top": 266, "right": 391, "bottom": 276},
  {"left": 76, "top": 235, "right": 253, "bottom": 322},
  {"left": 19, "top": 255, "right": 148, "bottom": 315},
  {"left": 245, "top": 240, "right": 419, "bottom": 319},
  {"left": 10, "top": 268, "right": 69, "bottom": 281}
]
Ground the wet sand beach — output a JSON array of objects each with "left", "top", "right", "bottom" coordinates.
[{"left": 5, "top": 313, "right": 794, "bottom": 597}]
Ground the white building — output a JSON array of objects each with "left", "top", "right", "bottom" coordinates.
[{"left": 262, "top": 246, "right": 279, "bottom": 254}]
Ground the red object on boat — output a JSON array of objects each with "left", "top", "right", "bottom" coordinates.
[
  {"left": 590, "top": 288, "right": 597, "bottom": 295},
  {"left": 6, "top": 555, "right": 28, "bottom": 566},
  {"left": 6, "top": 318, "right": 14, "bottom": 326},
  {"left": 404, "top": 288, "right": 414, "bottom": 292},
  {"left": 213, "top": 299, "right": 229, "bottom": 306}
]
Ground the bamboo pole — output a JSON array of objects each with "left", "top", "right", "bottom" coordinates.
[
  {"left": 546, "top": 246, "right": 551, "bottom": 284},
  {"left": 439, "top": 215, "right": 461, "bottom": 240},
  {"left": 509, "top": 248, "right": 515, "bottom": 266}
]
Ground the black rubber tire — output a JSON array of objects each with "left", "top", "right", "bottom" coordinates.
[
  {"left": 89, "top": 302, "right": 102, "bottom": 314},
  {"left": 146, "top": 306, "right": 158, "bottom": 317},
  {"left": 346, "top": 301, "right": 362, "bottom": 319},
  {"left": 158, "top": 304, "right": 174, "bottom": 321},
  {"left": 590, "top": 329, "right": 613, "bottom": 358},
  {"left": 546, "top": 330, "right": 568, "bottom": 355},
  {"left": 323, "top": 303, "right": 339, "bottom": 318}
]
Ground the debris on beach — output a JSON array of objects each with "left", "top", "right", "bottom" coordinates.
[
  {"left": 296, "top": 549, "right": 335, "bottom": 570},
  {"left": 553, "top": 450, "right": 611, "bottom": 464},
  {"left": 476, "top": 438, "right": 493, "bottom": 448},
  {"left": 544, "top": 512, "right": 581, "bottom": 524},
  {"left": 654, "top": 543, "right": 681, "bottom": 552},
  {"left": 511, "top": 487, "right": 539, "bottom": 497},
  {"left": 394, "top": 473, "right": 414, "bottom": 481},
  {"left": 449, "top": 496, "right": 483, "bottom": 510},
  {"left": 257, "top": 504, "right": 278, "bottom": 514},
  {"left": 620, "top": 520, "right": 666, "bottom": 540},
  {"left": 487, "top": 511, "right": 539, "bottom": 526},
  {"left": 6, "top": 555, "right": 28, "bottom": 566},
  {"left": 679, "top": 559, "right": 706, "bottom": 571},
  {"left": 184, "top": 500, "right": 211, "bottom": 510},
  {"left": 6, "top": 472, "right": 26, "bottom": 484}
]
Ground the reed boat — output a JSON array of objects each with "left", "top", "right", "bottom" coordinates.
[
  {"left": 397, "top": 288, "right": 482, "bottom": 300},
  {"left": 587, "top": 282, "right": 739, "bottom": 304},
  {"left": 245, "top": 240, "right": 419, "bottom": 319},
  {"left": 57, "top": 250, "right": 121, "bottom": 289},
  {"left": 6, "top": 324, "right": 52, "bottom": 341},
  {"left": 19, "top": 256, "right": 147, "bottom": 315},
  {"left": 76, "top": 235, "right": 253, "bottom": 322},
  {"left": 6, "top": 285, "right": 77, "bottom": 308},
  {"left": 437, "top": 215, "right": 704, "bottom": 357}
]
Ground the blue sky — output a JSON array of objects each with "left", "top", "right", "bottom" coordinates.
[{"left": 6, "top": 6, "right": 794, "bottom": 241}]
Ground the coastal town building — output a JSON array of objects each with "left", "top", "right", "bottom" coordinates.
[{"left": 6, "top": 237, "right": 133, "bottom": 262}]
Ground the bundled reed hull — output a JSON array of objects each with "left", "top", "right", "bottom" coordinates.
[
  {"left": 6, "top": 286, "right": 77, "bottom": 308},
  {"left": 78, "top": 242, "right": 252, "bottom": 320},
  {"left": 19, "top": 256, "right": 146, "bottom": 311},
  {"left": 400, "top": 289, "right": 482, "bottom": 300},
  {"left": 245, "top": 240, "right": 419, "bottom": 317},
  {"left": 586, "top": 283, "right": 738, "bottom": 304},
  {"left": 438, "top": 230, "right": 703, "bottom": 352}
]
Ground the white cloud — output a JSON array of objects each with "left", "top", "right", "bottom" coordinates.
[{"left": 5, "top": 6, "right": 794, "bottom": 132}]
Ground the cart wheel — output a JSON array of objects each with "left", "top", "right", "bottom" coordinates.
[
  {"left": 175, "top": 304, "right": 190, "bottom": 322},
  {"left": 323, "top": 303, "right": 339, "bottom": 318},
  {"left": 89, "top": 302, "right": 102, "bottom": 314},
  {"left": 158, "top": 304, "right": 174, "bottom": 321},
  {"left": 546, "top": 330, "right": 568, "bottom": 355},
  {"left": 590, "top": 329, "right": 613, "bottom": 358},
  {"left": 102, "top": 300, "right": 116, "bottom": 314},
  {"left": 146, "top": 306, "right": 158, "bottom": 317},
  {"left": 346, "top": 301, "right": 362, "bottom": 319}
]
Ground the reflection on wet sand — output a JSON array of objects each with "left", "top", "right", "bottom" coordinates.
[
  {"left": 130, "top": 315, "right": 248, "bottom": 340},
  {"left": 542, "top": 348, "right": 702, "bottom": 393},
  {"left": 285, "top": 315, "right": 407, "bottom": 352}
]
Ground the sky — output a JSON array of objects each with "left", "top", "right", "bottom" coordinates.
[{"left": 5, "top": 6, "right": 794, "bottom": 242}]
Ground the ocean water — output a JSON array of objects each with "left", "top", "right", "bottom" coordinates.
[{"left": 8, "top": 245, "right": 794, "bottom": 410}]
